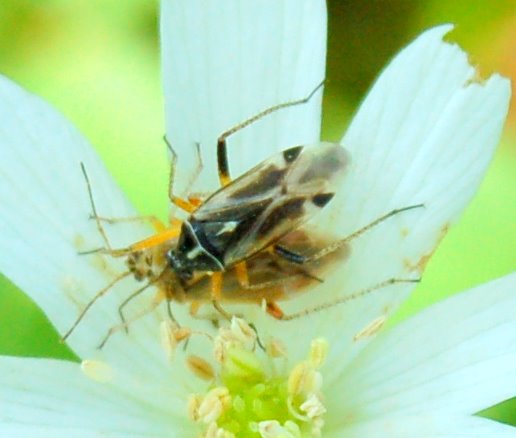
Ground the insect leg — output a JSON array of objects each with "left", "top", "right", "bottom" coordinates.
[
  {"left": 98, "top": 298, "right": 161, "bottom": 349},
  {"left": 164, "top": 136, "right": 203, "bottom": 213},
  {"left": 166, "top": 299, "right": 179, "bottom": 326},
  {"left": 234, "top": 261, "right": 251, "bottom": 288},
  {"left": 210, "top": 272, "right": 224, "bottom": 300},
  {"left": 189, "top": 301, "right": 202, "bottom": 317},
  {"left": 80, "top": 163, "right": 180, "bottom": 256},
  {"left": 61, "top": 271, "right": 132, "bottom": 342},
  {"left": 273, "top": 244, "right": 306, "bottom": 264},
  {"left": 216, "top": 80, "right": 324, "bottom": 186},
  {"left": 208, "top": 272, "right": 233, "bottom": 321},
  {"left": 275, "top": 204, "right": 425, "bottom": 264},
  {"left": 92, "top": 214, "right": 167, "bottom": 233},
  {"left": 80, "top": 162, "right": 113, "bottom": 251},
  {"left": 82, "top": 227, "right": 182, "bottom": 258},
  {"left": 117, "top": 280, "right": 157, "bottom": 333},
  {"left": 265, "top": 301, "right": 286, "bottom": 319},
  {"left": 124, "top": 226, "right": 182, "bottom": 253},
  {"left": 277, "top": 277, "right": 420, "bottom": 321},
  {"left": 234, "top": 261, "right": 311, "bottom": 291},
  {"left": 212, "top": 300, "right": 232, "bottom": 321}
]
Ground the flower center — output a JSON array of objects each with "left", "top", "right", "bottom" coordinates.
[{"left": 181, "top": 318, "right": 328, "bottom": 437}]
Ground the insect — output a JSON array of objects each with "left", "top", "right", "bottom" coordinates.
[{"left": 64, "top": 82, "right": 421, "bottom": 347}]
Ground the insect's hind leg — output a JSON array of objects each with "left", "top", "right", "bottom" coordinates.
[
  {"left": 276, "top": 278, "right": 420, "bottom": 321},
  {"left": 164, "top": 136, "right": 203, "bottom": 213},
  {"left": 216, "top": 80, "right": 324, "bottom": 187},
  {"left": 233, "top": 261, "right": 317, "bottom": 291},
  {"left": 274, "top": 204, "right": 425, "bottom": 265}
]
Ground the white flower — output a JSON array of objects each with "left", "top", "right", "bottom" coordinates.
[{"left": 0, "top": 1, "right": 513, "bottom": 436}]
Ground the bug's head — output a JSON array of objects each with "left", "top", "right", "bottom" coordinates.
[
  {"left": 166, "top": 249, "right": 193, "bottom": 282},
  {"left": 167, "top": 221, "right": 225, "bottom": 285}
]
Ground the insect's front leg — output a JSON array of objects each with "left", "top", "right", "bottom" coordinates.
[
  {"left": 61, "top": 271, "right": 131, "bottom": 342},
  {"left": 98, "top": 295, "right": 162, "bottom": 349},
  {"left": 92, "top": 214, "right": 167, "bottom": 233},
  {"left": 209, "top": 272, "right": 232, "bottom": 321},
  {"left": 80, "top": 161, "right": 183, "bottom": 256}
]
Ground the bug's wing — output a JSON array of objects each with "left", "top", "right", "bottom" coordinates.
[{"left": 193, "top": 142, "right": 349, "bottom": 266}]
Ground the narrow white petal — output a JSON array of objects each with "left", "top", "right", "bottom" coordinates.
[
  {"left": 327, "top": 273, "right": 516, "bottom": 427},
  {"left": 161, "top": 0, "right": 327, "bottom": 193},
  {"left": 0, "top": 356, "right": 190, "bottom": 436},
  {"left": 0, "top": 76, "right": 184, "bottom": 381},
  {"left": 326, "top": 415, "right": 516, "bottom": 438},
  {"left": 270, "top": 25, "right": 511, "bottom": 372}
]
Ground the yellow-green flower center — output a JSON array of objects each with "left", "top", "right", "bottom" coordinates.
[{"left": 186, "top": 318, "right": 327, "bottom": 438}]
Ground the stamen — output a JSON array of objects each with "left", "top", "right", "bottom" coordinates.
[
  {"left": 257, "top": 420, "right": 301, "bottom": 438},
  {"left": 187, "top": 355, "right": 216, "bottom": 381},
  {"left": 196, "top": 387, "right": 232, "bottom": 424},
  {"left": 353, "top": 315, "right": 387, "bottom": 341},
  {"left": 160, "top": 320, "right": 191, "bottom": 361},
  {"left": 204, "top": 421, "right": 235, "bottom": 438},
  {"left": 187, "top": 318, "right": 328, "bottom": 437},
  {"left": 266, "top": 338, "right": 287, "bottom": 359},
  {"left": 308, "top": 338, "right": 329, "bottom": 369},
  {"left": 300, "top": 394, "right": 326, "bottom": 419}
]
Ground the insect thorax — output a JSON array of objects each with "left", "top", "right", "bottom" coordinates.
[{"left": 166, "top": 220, "right": 225, "bottom": 281}]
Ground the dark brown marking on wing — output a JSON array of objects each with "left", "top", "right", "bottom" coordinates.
[
  {"left": 228, "top": 165, "right": 287, "bottom": 199},
  {"left": 283, "top": 146, "right": 303, "bottom": 163},
  {"left": 312, "top": 192, "right": 334, "bottom": 208},
  {"left": 196, "top": 199, "right": 273, "bottom": 258},
  {"left": 258, "top": 197, "right": 306, "bottom": 237}
]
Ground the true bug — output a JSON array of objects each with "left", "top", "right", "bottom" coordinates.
[{"left": 64, "top": 82, "right": 421, "bottom": 346}]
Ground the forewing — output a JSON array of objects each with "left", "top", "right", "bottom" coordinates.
[{"left": 193, "top": 142, "right": 349, "bottom": 265}]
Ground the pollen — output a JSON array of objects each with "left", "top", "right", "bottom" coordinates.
[
  {"left": 187, "top": 317, "right": 328, "bottom": 437},
  {"left": 80, "top": 359, "right": 114, "bottom": 383}
]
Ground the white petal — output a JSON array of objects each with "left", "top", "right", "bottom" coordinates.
[
  {"left": 326, "top": 273, "right": 516, "bottom": 427},
  {"left": 334, "top": 23, "right": 510, "bottom": 288},
  {"left": 326, "top": 415, "right": 516, "bottom": 438},
  {"left": 0, "top": 356, "right": 190, "bottom": 436},
  {"left": 0, "top": 76, "right": 183, "bottom": 380},
  {"left": 161, "top": 0, "right": 327, "bottom": 193},
  {"left": 263, "top": 25, "right": 510, "bottom": 371}
]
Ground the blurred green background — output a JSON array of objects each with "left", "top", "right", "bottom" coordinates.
[{"left": 0, "top": 0, "right": 514, "bottom": 426}]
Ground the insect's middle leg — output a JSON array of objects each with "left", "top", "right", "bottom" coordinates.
[{"left": 234, "top": 261, "right": 298, "bottom": 291}]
